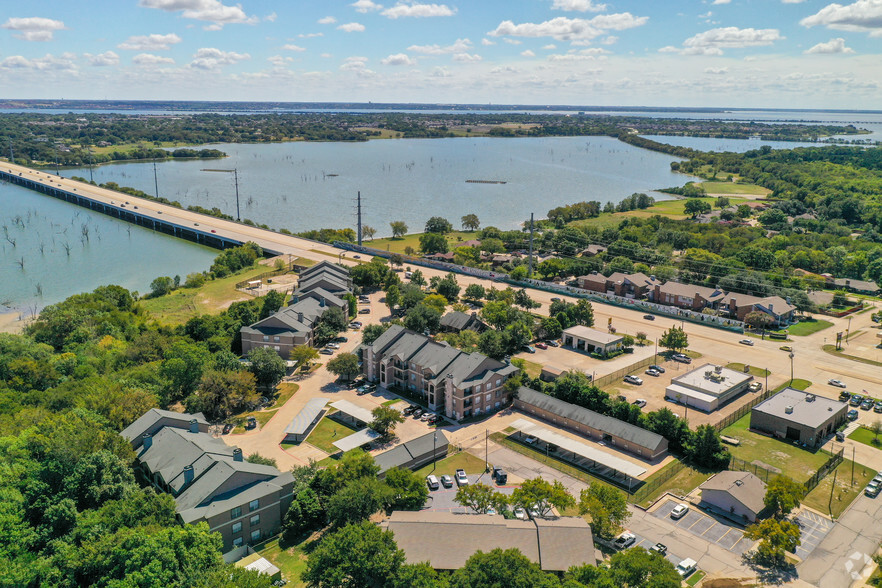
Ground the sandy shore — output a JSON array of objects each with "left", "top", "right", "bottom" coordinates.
[{"left": 0, "top": 310, "right": 27, "bottom": 335}]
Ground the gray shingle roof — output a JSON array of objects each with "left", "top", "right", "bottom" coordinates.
[
  {"left": 516, "top": 387, "right": 666, "bottom": 453},
  {"left": 440, "top": 311, "right": 486, "bottom": 332},
  {"left": 700, "top": 471, "right": 767, "bottom": 516},
  {"left": 656, "top": 281, "right": 727, "bottom": 302},
  {"left": 299, "top": 260, "right": 349, "bottom": 281},
  {"left": 121, "top": 408, "right": 208, "bottom": 444}
]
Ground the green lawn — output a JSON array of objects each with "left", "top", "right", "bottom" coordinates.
[
  {"left": 725, "top": 363, "right": 771, "bottom": 377},
  {"left": 230, "top": 408, "right": 277, "bottom": 435},
  {"left": 255, "top": 536, "right": 312, "bottom": 587},
  {"left": 721, "top": 414, "right": 830, "bottom": 481},
  {"left": 685, "top": 570, "right": 707, "bottom": 587},
  {"left": 303, "top": 416, "right": 359, "bottom": 454},
  {"left": 367, "top": 230, "right": 478, "bottom": 255},
  {"left": 268, "top": 383, "right": 299, "bottom": 410},
  {"left": 413, "top": 451, "right": 488, "bottom": 479},
  {"left": 700, "top": 181, "right": 771, "bottom": 196},
  {"left": 570, "top": 197, "right": 749, "bottom": 230},
  {"left": 782, "top": 379, "right": 812, "bottom": 392},
  {"left": 803, "top": 459, "right": 877, "bottom": 519},
  {"left": 848, "top": 426, "right": 882, "bottom": 449},
  {"left": 787, "top": 319, "right": 834, "bottom": 337},
  {"left": 518, "top": 359, "right": 543, "bottom": 379},
  {"left": 382, "top": 398, "right": 402, "bottom": 407},
  {"left": 632, "top": 461, "right": 714, "bottom": 508},
  {"left": 822, "top": 345, "right": 882, "bottom": 368}
]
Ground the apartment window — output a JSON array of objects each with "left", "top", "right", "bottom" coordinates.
[
  {"left": 233, "top": 537, "right": 243, "bottom": 547},
  {"left": 495, "top": 390, "right": 502, "bottom": 398},
  {"left": 231, "top": 506, "right": 242, "bottom": 520},
  {"left": 262, "top": 335, "right": 269, "bottom": 342},
  {"left": 273, "top": 336, "right": 280, "bottom": 343},
  {"left": 485, "top": 394, "right": 491, "bottom": 402},
  {"left": 411, "top": 374, "right": 415, "bottom": 381},
  {"left": 496, "top": 379, "right": 501, "bottom": 387},
  {"left": 274, "top": 346, "right": 280, "bottom": 351},
  {"left": 250, "top": 514, "right": 260, "bottom": 526},
  {"left": 251, "top": 529, "right": 261, "bottom": 542},
  {"left": 232, "top": 522, "right": 242, "bottom": 534},
  {"left": 249, "top": 499, "right": 259, "bottom": 511}
]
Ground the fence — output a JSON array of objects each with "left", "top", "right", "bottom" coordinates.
[
  {"left": 727, "top": 455, "right": 784, "bottom": 484},
  {"left": 234, "top": 259, "right": 308, "bottom": 290},
  {"left": 713, "top": 386, "right": 776, "bottom": 432},
  {"left": 629, "top": 460, "right": 688, "bottom": 504},
  {"left": 593, "top": 355, "right": 658, "bottom": 389},
  {"left": 804, "top": 447, "right": 844, "bottom": 493}
]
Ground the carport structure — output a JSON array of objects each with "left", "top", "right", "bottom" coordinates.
[
  {"left": 282, "top": 398, "right": 328, "bottom": 443},
  {"left": 509, "top": 419, "right": 646, "bottom": 490},
  {"left": 329, "top": 399, "right": 375, "bottom": 428},
  {"left": 332, "top": 428, "right": 381, "bottom": 453}
]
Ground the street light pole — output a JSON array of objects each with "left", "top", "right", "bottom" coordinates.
[
  {"left": 789, "top": 352, "right": 795, "bottom": 385},
  {"left": 201, "top": 168, "right": 241, "bottom": 221}
]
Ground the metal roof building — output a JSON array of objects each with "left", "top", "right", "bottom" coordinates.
[{"left": 282, "top": 398, "right": 328, "bottom": 443}]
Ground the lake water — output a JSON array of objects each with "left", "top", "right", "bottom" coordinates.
[
  {"left": 0, "top": 181, "right": 217, "bottom": 316},
  {"left": 59, "top": 136, "right": 697, "bottom": 237}
]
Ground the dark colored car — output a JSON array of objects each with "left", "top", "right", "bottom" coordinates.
[
  {"left": 222, "top": 423, "right": 233, "bottom": 435},
  {"left": 649, "top": 364, "right": 665, "bottom": 373},
  {"left": 848, "top": 409, "right": 859, "bottom": 421},
  {"left": 245, "top": 416, "right": 257, "bottom": 430},
  {"left": 643, "top": 314, "right": 655, "bottom": 321},
  {"left": 839, "top": 390, "right": 851, "bottom": 401}
]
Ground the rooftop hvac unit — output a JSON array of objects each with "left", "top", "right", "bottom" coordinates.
[
  {"left": 806, "top": 394, "right": 816, "bottom": 402},
  {"left": 785, "top": 405, "right": 794, "bottom": 414},
  {"left": 714, "top": 365, "right": 723, "bottom": 374},
  {"left": 705, "top": 370, "right": 714, "bottom": 378}
]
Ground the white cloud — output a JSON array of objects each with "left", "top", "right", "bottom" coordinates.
[
  {"left": 337, "top": 22, "right": 366, "bottom": 32},
  {"left": 282, "top": 44, "right": 306, "bottom": 51},
  {"left": 0, "top": 53, "right": 76, "bottom": 71},
  {"left": 503, "top": 38, "right": 522, "bottom": 45},
  {"left": 265, "top": 12, "right": 277, "bottom": 22},
  {"left": 298, "top": 32, "right": 323, "bottom": 38},
  {"left": 340, "top": 55, "right": 375, "bottom": 75},
  {"left": 381, "top": 2, "right": 456, "bottom": 19},
  {"left": 133, "top": 53, "right": 175, "bottom": 66},
  {"left": 138, "top": 0, "right": 257, "bottom": 26},
  {"left": 381, "top": 52, "right": 416, "bottom": 65},
  {"left": 600, "top": 35, "right": 618, "bottom": 44},
  {"left": 408, "top": 38, "right": 471, "bottom": 54},
  {"left": 431, "top": 66, "right": 452, "bottom": 77},
  {"left": 351, "top": 0, "right": 383, "bottom": 13},
  {"left": 1, "top": 17, "right": 66, "bottom": 42},
  {"left": 267, "top": 55, "right": 294, "bottom": 67},
  {"left": 452, "top": 52, "right": 482, "bottom": 62},
  {"left": 490, "top": 65, "right": 519, "bottom": 74},
  {"left": 547, "top": 47, "right": 609, "bottom": 60},
  {"left": 190, "top": 47, "right": 250, "bottom": 69},
  {"left": 320, "top": 52, "right": 333, "bottom": 58},
  {"left": 489, "top": 13, "right": 648, "bottom": 42},
  {"left": 86, "top": 51, "right": 120, "bottom": 66},
  {"left": 481, "top": 38, "right": 496, "bottom": 46},
  {"left": 801, "top": 0, "right": 882, "bottom": 36},
  {"left": 704, "top": 66, "right": 729, "bottom": 74},
  {"left": 805, "top": 37, "right": 856, "bottom": 53},
  {"left": 318, "top": 16, "right": 337, "bottom": 24},
  {"left": 712, "top": 0, "right": 731, "bottom": 4},
  {"left": 117, "top": 33, "right": 182, "bottom": 51},
  {"left": 665, "top": 26, "right": 785, "bottom": 54},
  {"left": 542, "top": 44, "right": 557, "bottom": 49},
  {"left": 521, "top": 49, "right": 536, "bottom": 57},
  {"left": 551, "top": 0, "right": 607, "bottom": 12}
]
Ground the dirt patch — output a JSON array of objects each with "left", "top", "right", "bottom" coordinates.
[
  {"left": 703, "top": 580, "right": 751, "bottom": 588},
  {"left": 770, "top": 451, "right": 791, "bottom": 462}
]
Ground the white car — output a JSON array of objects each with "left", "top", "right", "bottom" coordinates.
[
  {"left": 513, "top": 507, "right": 527, "bottom": 520},
  {"left": 455, "top": 469, "right": 469, "bottom": 487},
  {"left": 676, "top": 558, "right": 697, "bottom": 577},
  {"left": 670, "top": 503, "right": 689, "bottom": 519},
  {"left": 633, "top": 399, "right": 647, "bottom": 408},
  {"left": 828, "top": 379, "right": 847, "bottom": 388},
  {"left": 613, "top": 532, "right": 636, "bottom": 550},
  {"left": 739, "top": 339, "right": 754, "bottom": 346}
]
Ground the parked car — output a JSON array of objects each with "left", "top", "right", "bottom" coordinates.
[
  {"left": 839, "top": 390, "right": 851, "bottom": 401},
  {"left": 739, "top": 339, "right": 754, "bottom": 346},
  {"left": 319, "top": 348, "right": 334, "bottom": 355},
  {"left": 486, "top": 506, "right": 498, "bottom": 515},
  {"left": 550, "top": 297, "right": 561, "bottom": 302},
  {"left": 334, "top": 336, "right": 348, "bottom": 343},
  {"left": 546, "top": 340, "right": 560, "bottom": 347},
  {"left": 836, "top": 430, "right": 846, "bottom": 442},
  {"left": 440, "top": 475, "right": 453, "bottom": 488},
  {"left": 426, "top": 475, "right": 440, "bottom": 491},
  {"left": 829, "top": 379, "right": 847, "bottom": 388},
  {"left": 428, "top": 414, "right": 443, "bottom": 425},
  {"left": 866, "top": 480, "right": 881, "bottom": 498},
  {"left": 862, "top": 398, "right": 874, "bottom": 411},
  {"left": 649, "top": 364, "right": 665, "bottom": 373},
  {"left": 420, "top": 412, "right": 431, "bottom": 422},
  {"left": 245, "top": 416, "right": 257, "bottom": 430},
  {"left": 780, "top": 345, "right": 793, "bottom": 352},
  {"left": 522, "top": 345, "right": 536, "bottom": 354},
  {"left": 524, "top": 435, "right": 537, "bottom": 445},
  {"left": 672, "top": 353, "right": 692, "bottom": 364},
  {"left": 875, "top": 401, "right": 882, "bottom": 414},
  {"left": 455, "top": 469, "right": 469, "bottom": 487},
  {"left": 356, "top": 386, "right": 370, "bottom": 395},
  {"left": 848, "top": 409, "right": 859, "bottom": 421},
  {"left": 624, "top": 375, "right": 643, "bottom": 385},
  {"left": 613, "top": 532, "right": 636, "bottom": 550},
  {"left": 645, "top": 368, "right": 660, "bottom": 377},
  {"left": 649, "top": 543, "right": 667, "bottom": 556},
  {"left": 535, "top": 342, "right": 548, "bottom": 350},
  {"left": 402, "top": 405, "right": 417, "bottom": 415},
  {"left": 412, "top": 408, "right": 424, "bottom": 418},
  {"left": 643, "top": 314, "right": 655, "bottom": 321},
  {"left": 222, "top": 423, "right": 233, "bottom": 435},
  {"left": 670, "top": 503, "right": 690, "bottom": 519},
  {"left": 326, "top": 342, "right": 340, "bottom": 349},
  {"left": 633, "top": 399, "right": 647, "bottom": 408},
  {"left": 513, "top": 507, "right": 527, "bottom": 520},
  {"left": 676, "top": 558, "right": 697, "bottom": 578},
  {"left": 748, "top": 382, "right": 763, "bottom": 392},
  {"left": 359, "top": 308, "right": 370, "bottom": 314},
  {"left": 850, "top": 394, "right": 863, "bottom": 406}
]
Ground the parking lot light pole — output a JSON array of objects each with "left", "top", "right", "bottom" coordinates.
[
  {"left": 789, "top": 352, "right": 795, "bottom": 385},
  {"left": 433, "top": 432, "right": 437, "bottom": 472}
]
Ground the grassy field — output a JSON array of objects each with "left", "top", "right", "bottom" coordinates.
[
  {"left": 700, "top": 181, "right": 771, "bottom": 196},
  {"left": 367, "top": 230, "right": 479, "bottom": 255},
  {"left": 721, "top": 414, "right": 830, "bottom": 481},
  {"left": 413, "top": 451, "right": 488, "bottom": 479},
  {"left": 803, "top": 458, "right": 876, "bottom": 519},
  {"left": 725, "top": 363, "right": 771, "bottom": 377},
  {"left": 304, "top": 416, "right": 358, "bottom": 454},
  {"left": 518, "top": 359, "right": 543, "bottom": 379},
  {"left": 787, "top": 319, "right": 834, "bottom": 337},
  {"left": 848, "top": 426, "right": 882, "bottom": 448},
  {"left": 269, "top": 383, "right": 300, "bottom": 410},
  {"left": 570, "top": 197, "right": 749, "bottom": 230},
  {"left": 632, "top": 461, "right": 714, "bottom": 508},
  {"left": 255, "top": 536, "right": 312, "bottom": 587},
  {"left": 85, "top": 140, "right": 196, "bottom": 155},
  {"left": 822, "top": 345, "right": 882, "bottom": 368},
  {"left": 230, "top": 408, "right": 278, "bottom": 435},
  {"left": 140, "top": 264, "right": 270, "bottom": 324}
]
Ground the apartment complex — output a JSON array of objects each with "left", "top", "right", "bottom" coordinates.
[
  {"left": 363, "top": 325, "right": 519, "bottom": 421},
  {"left": 240, "top": 261, "right": 351, "bottom": 357},
  {"left": 121, "top": 409, "right": 294, "bottom": 551}
]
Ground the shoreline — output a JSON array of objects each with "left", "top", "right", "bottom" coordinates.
[{"left": 0, "top": 310, "right": 27, "bottom": 335}]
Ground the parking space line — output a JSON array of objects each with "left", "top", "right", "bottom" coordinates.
[
  {"left": 687, "top": 517, "right": 704, "bottom": 530},
  {"left": 716, "top": 527, "right": 734, "bottom": 542},
  {"left": 700, "top": 522, "right": 719, "bottom": 536}
]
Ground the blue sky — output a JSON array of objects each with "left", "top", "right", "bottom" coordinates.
[{"left": 1, "top": 0, "right": 880, "bottom": 109}]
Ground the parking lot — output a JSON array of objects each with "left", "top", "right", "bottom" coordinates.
[
  {"left": 652, "top": 499, "right": 754, "bottom": 555},
  {"left": 423, "top": 473, "right": 517, "bottom": 512},
  {"left": 627, "top": 532, "right": 690, "bottom": 569},
  {"left": 794, "top": 509, "right": 835, "bottom": 560}
]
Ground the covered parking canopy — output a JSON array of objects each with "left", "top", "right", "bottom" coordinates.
[
  {"left": 329, "top": 399, "right": 375, "bottom": 426},
  {"left": 509, "top": 418, "right": 646, "bottom": 480},
  {"left": 332, "top": 428, "right": 381, "bottom": 453},
  {"left": 282, "top": 398, "right": 328, "bottom": 443}
]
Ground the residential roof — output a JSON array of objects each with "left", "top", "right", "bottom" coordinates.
[
  {"left": 440, "top": 311, "right": 486, "bottom": 332},
  {"left": 382, "top": 511, "right": 594, "bottom": 572},
  {"left": 121, "top": 408, "right": 208, "bottom": 445},
  {"left": 329, "top": 399, "right": 375, "bottom": 424},
  {"left": 832, "top": 278, "right": 879, "bottom": 292},
  {"left": 294, "top": 287, "right": 346, "bottom": 309},
  {"left": 509, "top": 418, "right": 647, "bottom": 479},
  {"left": 332, "top": 428, "right": 381, "bottom": 453},
  {"left": 578, "top": 272, "right": 608, "bottom": 286},
  {"left": 563, "top": 325, "right": 624, "bottom": 346},
  {"left": 516, "top": 387, "right": 666, "bottom": 454},
  {"left": 700, "top": 471, "right": 767, "bottom": 516},
  {"left": 751, "top": 387, "right": 847, "bottom": 429},
  {"left": 374, "top": 430, "right": 450, "bottom": 474},
  {"left": 656, "top": 281, "right": 727, "bottom": 302},
  {"left": 607, "top": 272, "right": 658, "bottom": 289},
  {"left": 299, "top": 260, "right": 349, "bottom": 280},
  {"left": 283, "top": 398, "right": 328, "bottom": 437},
  {"left": 298, "top": 272, "right": 350, "bottom": 293}
]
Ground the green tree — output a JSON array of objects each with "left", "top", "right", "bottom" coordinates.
[
  {"left": 758, "top": 208, "right": 787, "bottom": 228},
  {"left": 64, "top": 449, "right": 137, "bottom": 510},
  {"left": 764, "top": 475, "right": 804, "bottom": 518},
  {"left": 384, "top": 467, "right": 430, "bottom": 511},
  {"left": 744, "top": 518, "right": 801, "bottom": 567},
  {"left": 449, "top": 548, "right": 561, "bottom": 588},
  {"left": 385, "top": 284, "right": 402, "bottom": 312},
  {"left": 188, "top": 368, "right": 258, "bottom": 420},
  {"left": 370, "top": 405, "right": 405, "bottom": 438},
  {"left": 160, "top": 341, "right": 212, "bottom": 403},
  {"left": 409, "top": 269, "right": 427, "bottom": 286},
  {"left": 435, "top": 273, "right": 461, "bottom": 302},
  {"left": 572, "top": 299, "right": 595, "bottom": 327},
  {"left": 659, "top": 325, "right": 688, "bottom": 353},
  {"left": 390, "top": 221, "right": 408, "bottom": 238},
  {"left": 684, "top": 199, "right": 712, "bottom": 218},
  {"left": 461, "top": 214, "right": 480, "bottom": 231},
  {"left": 455, "top": 483, "right": 510, "bottom": 514},
  {"left": 327, "top": 353, "right": 361, "bottom": 381},
  {"left": 511, "top": 478, "right": 575, "bottom": 518},
  {"left": 362, "top": 225, "right": 376, "bottom": 241},
  {"left": 513, "top": 289, "right": 539, "bottom": 309},
  {"left": 259, "top": 290, "right": 285, "bottom": 319},
  {"left": 420, "top": 233, "right": 449, "bottom": 254},
  {"left": 304, "top": 521, "right": 405, "bottom": 587},
  {"left": 362, "top": 323, "right": 392, "bottom": 346},
  {"left": 464, "top": 283, "right": 486, "bottom": 303},
  {"left": 290, "top": 345, "right": 320, "bottom": 370},
  {"left": 578, "top": 484, "right": 630, "bottom": 541},
  {"left": 744, "top": 310, "right": 774, "bottom": 333},
  {"left": 422, "top": 293, "right": 449, "bottom": 314},
  {"left": 541, "top": 316, "right": 563, "bottom": 340},
  {"left": 245, "top": 453, "right": 277, "bottom": 467},
  {"left": 686, "top": 424, "right": 729, "bottom": 469},
  {"left": 478, "top": 329, "right": 507, "bottom": 359},
  {"left": 404, "top": 303, "right": 442, "bottom": 333},
  {"left": 509, "top": 265, "right": 529, "bottom": 280},
  {"left": 646, "top": 408, "right": 692, "bottom": 453},
  {"left": 283, "top": 486, "right": 325, "bottom": 540},
  {"left": 425, "top": 216, "right": 453, "bottom": 234},
  {"left": 150, "top": 276, "right": 175, "bottom": 297},
  {"left": 247, "top": 346, "right": 286, "bottom": 390},
  {"left": 606, "top": 547, "right": 683, "bottom": 588},
  {"left": 537, "top": 258, "right": 567, "bottom": 280},
  {"left": 327, "top": 478, "right": 394, "bottom": 528},
  {"left": 392, "top": 563, "right": 447, "bottom": 588}
]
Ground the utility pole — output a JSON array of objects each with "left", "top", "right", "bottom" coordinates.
[
  {"left": 485, "top": 429, "right": 489, "bottom": 473},
  {"left": 356, "top": 191, "right": 363, "bottom": 246},
  {"left": 88, "top": 149, "right": 93, "bottom": 183},
  {"left": 528, "top": 213, "right": 534, "bottom": 277},
  {"left": 201, "top": 168, "right": 240, "bottom": 221},
  {"left": 152, "top": 159, "right": 160, "bottom": 199},
  {"left": 828, "top": 469, "right": 837, "bottom": 516},
  {"left": 8, "top": 141, "right": 12, "bottom": 164}
]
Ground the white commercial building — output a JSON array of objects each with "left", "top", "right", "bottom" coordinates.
[
  {"left": 665, "top": 364, "right": 754, "bottom": 413},
  {"left": 562, "top": 325, "right": 624, "bottom": 356}
]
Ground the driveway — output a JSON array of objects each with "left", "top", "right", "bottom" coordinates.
[
  {"left": 651, "top": 499, "right": 754, "bottom": 556},
  {"left": 470, "top": 441, "right": 589, "bottom": 497}
]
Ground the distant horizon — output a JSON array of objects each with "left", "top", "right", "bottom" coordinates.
[{"left": 2, "top": 98, "right": 882, "bottom": 116}]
